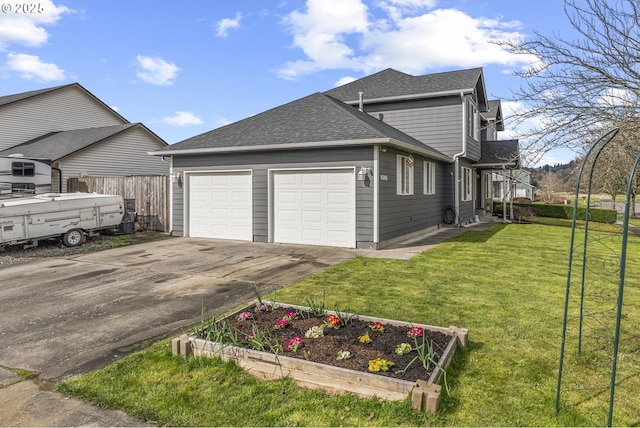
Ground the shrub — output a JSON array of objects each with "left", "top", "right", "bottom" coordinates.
[{"left": 493, "top": 202, "right": 616, "bottom": 223}]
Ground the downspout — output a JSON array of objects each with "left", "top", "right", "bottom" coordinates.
[
  {"left": 452, "top": 92, "right": 467, "bottom": 226},
  {"left": 161, "top": 155, "right": 175, "bottom": 235}
]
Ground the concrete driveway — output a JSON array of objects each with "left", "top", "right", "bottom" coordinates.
[{"left": 0, "top": 237, "right": 358, "bottom": 426}]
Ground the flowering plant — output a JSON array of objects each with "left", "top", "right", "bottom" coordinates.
[
  {"left": 286, "top": 336, "right": 303, "bottom": 351},
  {"left": 304, "top": 325, "right": 326, "bottom": 338},
  {"left": 407, "top": 326, "right": 424, "bottom": 338},
  {"left": 236, "top": 311, "right": 253, "bottom": 321},
  {"left": 368, "top": 358, "right": 394, "bottom": 372},
  {"left": 255, "top": 303, "right": 271, "bottom": 312},
  {"left": 395, "top": 342, "right": 412, "bottom": 355},
  {"left": 274, "top": 319, "right": 289, "bottom": 329},
  {"left": 370, "top": 322, "right": 385, "bottom": 332},
  {"left": 358, "top": 332, "right": 372, "bottom": 343},
  {"left": 326, "top": 314, "right": 341, "bottom": 328},
  {"left": 283, "top": 311, "right": 297, "bottom": 321},
  {"left": 336, "top": 350, "right": 352, "bottom": 360}
]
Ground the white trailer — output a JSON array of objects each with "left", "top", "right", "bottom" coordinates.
[
  {"left": 0, "top": 193, "right": 125, "bottom": 248},
  {"left": 0, "top": 156, "right": 52, "bottom": 196}
]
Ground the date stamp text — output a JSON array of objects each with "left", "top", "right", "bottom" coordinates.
[{"left": 1, "top": 3, "right": 45, "bottom": 13}]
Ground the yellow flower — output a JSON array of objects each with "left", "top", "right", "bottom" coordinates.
[
  {"left": 359, "top": 332, "right": 372, "bottom": 343},
  {"left": 368, "top": 358, "right": 394, "bottom": 372}
]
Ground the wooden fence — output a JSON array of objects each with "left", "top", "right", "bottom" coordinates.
[{"left": 67, "top": 176, "right": 169, "bottom": 232}]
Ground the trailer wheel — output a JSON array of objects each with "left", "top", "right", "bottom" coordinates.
[{"left": 63, "top": 229, "right": 84, "bottom": 247}]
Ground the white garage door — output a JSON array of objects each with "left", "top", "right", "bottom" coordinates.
[
  {"left": 273, "top": 169, "right": 355, "bottom": 248},
  {"left": 189, "top": 172, "right": 252, "bottom": 241}
]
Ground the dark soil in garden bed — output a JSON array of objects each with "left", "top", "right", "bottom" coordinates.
[{"left": 195, "top": 304, "right": 451, "bottom": 382}]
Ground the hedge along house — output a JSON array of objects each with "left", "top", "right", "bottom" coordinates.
[{"left": 152, "top": 67, "right": 519, "bottom": 249}]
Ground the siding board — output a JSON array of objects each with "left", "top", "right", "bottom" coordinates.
[{"left": 0, "top": 86, "right": 125, "bottom": 151}]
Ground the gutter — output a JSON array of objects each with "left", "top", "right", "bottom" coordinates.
[
  {"left": 150, "top": 138, "right": 453, "bottom": 163},
  {"left": 340, "top": 88, "right": 475, "bottom": 105},
  {"left": 452, "top": 92, "right": 467, "bottom": 226}
]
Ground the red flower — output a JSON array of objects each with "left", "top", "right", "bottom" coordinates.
[
  {"left": 407, "top": 326, "right": 424, "bottom": 338},
  {"left": 326, "top": 314, "right": 341, "bottom": 327},
  {"left": 370, "top": 322, "right": 385, "bottom": 332}
]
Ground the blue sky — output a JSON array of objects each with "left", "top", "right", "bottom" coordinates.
[{"left": 0, "top": 0, "right": 577, "bottom": 166}]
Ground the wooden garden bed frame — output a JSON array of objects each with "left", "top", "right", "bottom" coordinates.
[{"left": 173, "top": 301, "right": 468, "bottom": 414}]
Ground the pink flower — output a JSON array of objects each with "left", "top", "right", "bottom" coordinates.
[
  {"left": 286, "top": 336, "right": 303, "bottom": 351},
  {"left": 274, "top": 319, "right": 289, "bottom": 329},
  {"left": 283, "top": 311, "right": 297, "bottom": 321},
  {"left": 407, "top": 326, "right": 424, "bottom": 338},
  {"left": 236, "top": 311, "right": 253, "bottom": 321}
]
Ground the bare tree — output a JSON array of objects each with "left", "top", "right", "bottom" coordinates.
[
  {"left": 538, "top": 172, "right": 565, "bottom": 203},
  {"left": 496, "top": 0, "right": 640, "bottom": 163}
]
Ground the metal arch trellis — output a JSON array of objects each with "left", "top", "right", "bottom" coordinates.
[{"left": 555, "top": 127, "right": 640, "bottom": 426}]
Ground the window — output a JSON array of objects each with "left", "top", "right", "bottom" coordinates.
[
  {"left": 397, "top": 155, "right": 414, "bottom": 195},
  {"left": 466, "top": 98, "right": 480, "bottom": 141},
  {"left": 423, "top": 161, "right": 435, "bottom": 195},
  {"left": 12, "top": 162, "right": 35, "bottom": 177},
  {"left": 462, "top": 167, "right": 473, "bottom": 201}
]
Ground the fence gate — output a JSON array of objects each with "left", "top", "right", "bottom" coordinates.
[
  {"left": 556, "top": 128, "right": 640, "bottom": 426},
  {"left": 67, "top": 176, "right": 169, "bottom": 232}
]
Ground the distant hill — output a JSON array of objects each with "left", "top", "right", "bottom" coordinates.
[{"left": 524, "top": 160, "right": 578, "bottom": 189}]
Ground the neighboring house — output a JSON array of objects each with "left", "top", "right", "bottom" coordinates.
[
  {"left": 0, "top": 83, "right": 169, "bottom": 193},
  {"left": 491, "top": 168, "right": 534, "bottom": 202},
  {"left": 152, "top": 67, "right": 520, "bottom": 249}
]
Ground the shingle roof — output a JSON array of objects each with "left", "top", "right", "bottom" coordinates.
[
  {"left": 0, "top": 123, "right": 138, "bottom": 160},
  {"left": 158, "top": 92, "right": 450, "bottom": 161},
  {"left": 324, "top": 67, "right": 487, "bottom": 109},
  {"left": 483, "top": 100, "right": 504, "bottom": 131},
  {"left": 477, "top": 140, "right": 519, "bottom": 168}
]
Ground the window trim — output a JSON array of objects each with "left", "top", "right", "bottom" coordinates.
[
  {"left": 423, "top": 160, "right": 435, "bottom": 195},
  {"left": 396, "top": 154, "right": 414, "bottom": 195},
  {"left": 12, "top": 161, "right": 35, "bottom": 177},
  {"left": 462, "top": 167, "right": 473, "bottom": 201}
]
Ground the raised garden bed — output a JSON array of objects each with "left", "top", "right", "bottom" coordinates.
[{"left": 173, "top": 301, "right": 468, "bottom": 414}]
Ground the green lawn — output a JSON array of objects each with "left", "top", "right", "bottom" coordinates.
[{"left": 58, "top": 223, "right": 640, "bottom": 426}]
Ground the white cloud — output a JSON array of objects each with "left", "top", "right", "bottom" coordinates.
[
  {"left": 334, "top": 76, "right": 357, "bottom": 87},
  {"left": 0, "top": 1, "right": 73, "bottom": 50},
  {"left": 279, "top": 0, "right": 369, "bottom": 79},
  {"left": 163, "top": 111, "right": 203, "bottom": 126},
  {"left": 278, "top": 0, "right": 534, "bottom": 80},
  {"left": 6, "top": 53, "right": 65, "bottom": 81},
  {"left": 213, "top": 116, "right": 233, "bottom": 128},
  {"left": 135, "top": 55, "right": 181, "bottom": 86},
  {"left": 215, "top": 12, "right": 242, "bottom": 38}
]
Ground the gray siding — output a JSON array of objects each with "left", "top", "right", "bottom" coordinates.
[
  {"left": 0, "top": 86, "right": 125, "bottom": 151},
  {"left": 56, "top": 126, "right": 169, "bottom": 191},
  {"left": 377, "top": 149, "right": 448, "bottom": 241},
  {"left": 365, "top": 98, "right": 463, "bottom": 158},
  {"left": 466, "top": 136, "right": 481, "bottom": 162},
  {"left": 172, "top": 147, "right": 375, "bottom": 247},
  {"left": 458, "top": 158, "right": 476, "bottom": 223}
]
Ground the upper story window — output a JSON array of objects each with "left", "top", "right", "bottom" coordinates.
[
  {"left": 462, "top": 167, "right": 473, "bottom": 201},
  {"left": 12, "top": 162, "right": 35, "bottom": 177},
  {"left": 466, "top": 98, "right": 480, "bottom": 141},
  {"left": 397, "top": 154, "right": 414, "bottom": 195},
  {"left": 423, "top": 161, "right": 435, "bottom": 195}
]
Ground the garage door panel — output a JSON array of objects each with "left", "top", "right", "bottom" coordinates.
[
  {"left": 189, "top": 172, "right": 252, "bottom": 241},
  {"left": 273, "top": 170, "right": 355, "bottom": 248}
]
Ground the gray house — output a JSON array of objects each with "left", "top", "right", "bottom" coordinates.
[
  {"left": 0, "top": 83, "right": 169, "bottom": 192},
  {"left": 153, "top": 67, "right": 519, "bottom": 249}
]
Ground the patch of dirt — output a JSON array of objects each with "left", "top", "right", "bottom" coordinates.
[{"left": 196, "top": 304, "right": 452, "bottom": 382}]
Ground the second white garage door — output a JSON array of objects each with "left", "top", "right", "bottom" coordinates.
[
  {"left": 273, "top": 169, "right": 355, "bottom": 248},
  {"left": 189, "top": 172, "right": 252, "bottom": 241}
]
